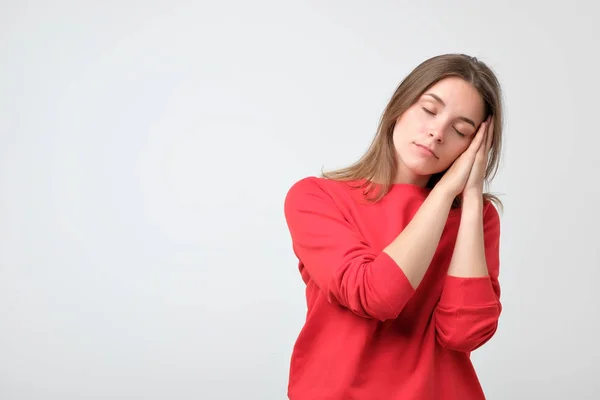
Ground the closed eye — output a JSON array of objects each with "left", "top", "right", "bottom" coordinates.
[
  {"left": 423, "top": 106, "right": 467, "bottom": 137},
  {"left": 453, "top": 127, "right": 466, "bottom": 137}
]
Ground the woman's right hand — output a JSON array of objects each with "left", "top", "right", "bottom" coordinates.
[{"left": 437, "top": 118, "right": 490, "bottom": 198}]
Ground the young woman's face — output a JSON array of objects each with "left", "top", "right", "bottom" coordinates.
[{"left": 392, "top": 77, "right": 486, "bottom": 185}]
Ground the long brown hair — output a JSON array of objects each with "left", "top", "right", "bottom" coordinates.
[{"left": 322, "top": 53, "right": 504, "bottom": 210}]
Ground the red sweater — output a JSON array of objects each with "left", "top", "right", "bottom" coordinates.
[{"left": 283, "top": 177, "right": 502, "bottom": 400}]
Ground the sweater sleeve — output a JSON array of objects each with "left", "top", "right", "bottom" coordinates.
[
  {"left": 283, "top": 178, "right": 416, "bottom": 321},
  {"left": 434, "top": 202, "right": 502, "bottom": 352}
]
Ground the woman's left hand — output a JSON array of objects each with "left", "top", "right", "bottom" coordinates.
[{"left": 463, "top": 116, "right": 494, "bottom": 198}]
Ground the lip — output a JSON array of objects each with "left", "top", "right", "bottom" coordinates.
[{"left": 414, "top": 143, "right": 438, "bottom": 158}]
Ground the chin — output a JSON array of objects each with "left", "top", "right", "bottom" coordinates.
[{"left": 401, "top": 156, "right": 440, "bottom": 176}]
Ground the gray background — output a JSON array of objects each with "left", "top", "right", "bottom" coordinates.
[{"left": 1, "top": 1, "right": 599, "bottom": 399}]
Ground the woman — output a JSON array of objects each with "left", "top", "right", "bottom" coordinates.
[{"left": 283, "top": 53, "right": 504, "bottom": 399}]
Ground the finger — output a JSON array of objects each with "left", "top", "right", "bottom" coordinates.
[
  {"left": 470, "top": 121, "right": 488, "bottom": 153},
  {"left": 474, "top": 128, "right": 488, "bottom": 162},
  {"left": 486, "top": 117, "right": 495, "bottom": 153}
]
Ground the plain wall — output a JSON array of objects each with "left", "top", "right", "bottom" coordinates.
[{"left": 1, "top": 1, "right": 599, "bottom": 399}]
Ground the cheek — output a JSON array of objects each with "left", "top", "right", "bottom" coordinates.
[
  {"left": 442, "top": 141, "right": 471, "bottom": 165},
  {"left": 394, "top": 111, "right": 427, "bottom": 141},
  {"left": 406, "top": 110, "right": 428, "bottom": 131}
]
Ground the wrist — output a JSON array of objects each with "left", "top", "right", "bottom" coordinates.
[
  {"left": 431, "top": 183, "right": 457, "bottom": 205},
  {"left": 462, "top": 188, "right": 483, "bottom": 202},
  {"left": 461, "top": 191, "right": 484, "bottom": 214}
]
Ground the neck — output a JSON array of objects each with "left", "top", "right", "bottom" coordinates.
[{"left": 394, "top": 166, "right": 430, "bottom": 188}]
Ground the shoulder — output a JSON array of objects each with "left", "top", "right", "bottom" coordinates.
[
  {"left": 483, "top": 200, "right": 501, "bottom": 221},
  {"left": 286, "top": 176, "right": 356, "bottom": 201},
  {"left": 482, "top": 199, "right": 501, "bottom": 235},
  {"left": 284, "top": 176, "right": 360, "bottom": 213}
]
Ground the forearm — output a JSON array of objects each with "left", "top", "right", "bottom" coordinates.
[
  {"left": 435, "top": 193, "right": 502, "bottom": 352},
  {"left": 383, "top": 185, "right": 454, "bottom": 288},
  {"left": 447, "top": 192, "right": 488, "bottom": 277}
]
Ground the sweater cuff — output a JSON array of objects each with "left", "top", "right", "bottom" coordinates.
[
  {"left": 371, "top": 252, "right": 416, "bottom": 314},
  {"left": 439, "top": 275, "right": 498, "bottom": 307}
]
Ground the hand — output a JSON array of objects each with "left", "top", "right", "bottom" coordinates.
[
  {"left": 437, "top": 117, "right": 490, "bottom": 198},
  {"left": 464, "top": 116, "right": 494, "bottom": 198}
]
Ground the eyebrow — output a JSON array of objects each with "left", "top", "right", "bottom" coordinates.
[{"left": 423, "top": 93, "right": 476, "bottom": 128}]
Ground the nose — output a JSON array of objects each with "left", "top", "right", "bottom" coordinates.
[{"left": 429, "top": 129, "right": 444, "bottom": 143}]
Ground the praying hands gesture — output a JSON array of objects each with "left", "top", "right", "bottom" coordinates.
[{"left": 438, "top": 116, "right": 494, "bottom": 201}]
